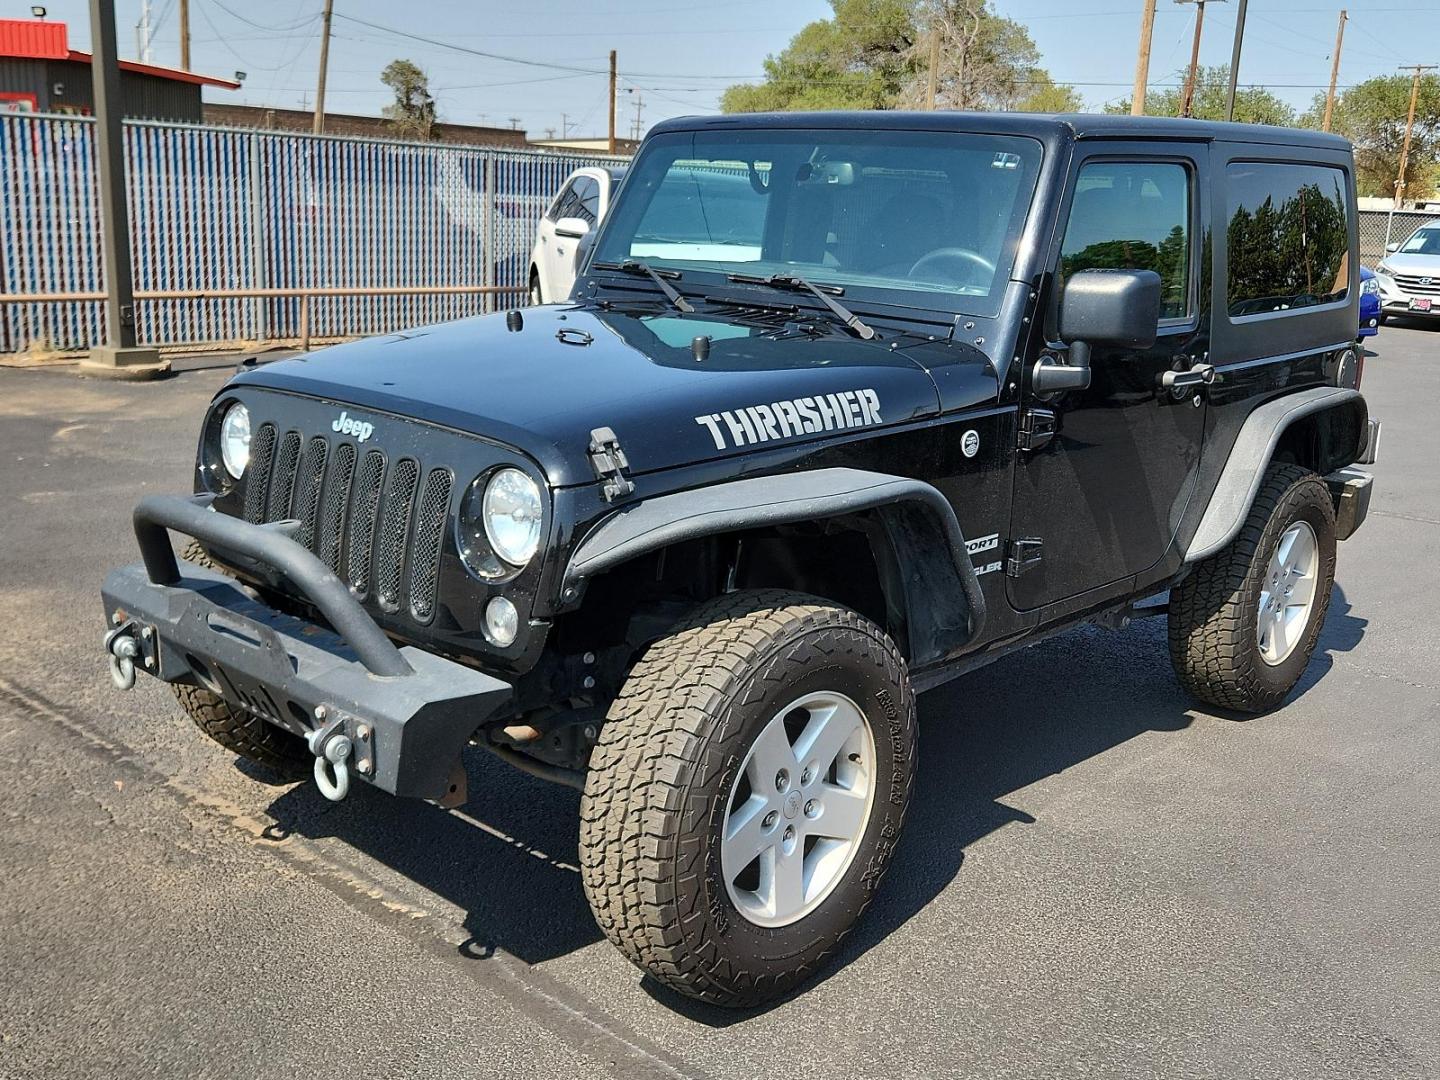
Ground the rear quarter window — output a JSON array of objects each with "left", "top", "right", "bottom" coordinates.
[{"left": 1225, "top": 162, "right": 1350, "bottom": 319}]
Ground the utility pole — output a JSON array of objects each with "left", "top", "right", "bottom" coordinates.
[
  {"left": 178, "top": 0, "right": 190, "bottom": 69},
  {"left": 608, "top": 50, "right": 617, "bottom": 154},
  {"left": 925, "top": 16, "right": 940, "bottom": 110},
  {"left": 135, "top": 0, "right": 152, "bottom": 63},
  {"left": 1175, "top": 0, "right": 1223, "bottom": 119},
  {"left": 631, "top": 94, "right": 644, "bottom": 141},
  {"left": 1131, "top": 0, "right": 1157, "bottom": 115},
  {"left": 84, "top": 0, "right": 164, "bottom": 378},
  {"left": 312, "top": 0, "right": 334, "bottom": 135},
  {"left": 1321, "top": 10, "right": 1348, "bottom": 132},
  {"left": 1223, "top": 0, "right": 1248, "bottom": 121},
  {"left": 561, "top": 112, "right": 571, "bottom": 139},
  {"left": 1387, "top": 64, "right": 1437, "bottom": 247}
]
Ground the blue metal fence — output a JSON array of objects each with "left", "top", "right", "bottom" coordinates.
[{"left": 0, "top": 113, "right": 617, "bottom": 353}]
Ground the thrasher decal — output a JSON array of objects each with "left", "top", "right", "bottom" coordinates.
[{"left": 695, "top": 388, "right": 882, "bottom": 450}]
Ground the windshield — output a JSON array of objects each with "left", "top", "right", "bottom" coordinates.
[
  {"left": 589, "top": 128, "right": 1043, "bottom": 317},
  {"left": 1400, "top": 227, "right": 1440, "bottom": 256}
]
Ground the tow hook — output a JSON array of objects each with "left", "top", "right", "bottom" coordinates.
[
  {"left": 306, "top": 710, "right": 354, "bottom": 802},
  {"left": 104, "top": 623, "right": 145, "bottom": 690}
]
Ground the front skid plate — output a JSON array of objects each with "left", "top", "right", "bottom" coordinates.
[{"left": 101, "top": 561, "right": 511, "bottom": 801}]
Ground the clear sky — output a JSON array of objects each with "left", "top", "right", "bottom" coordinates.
[{"left": 22, "top": 1, "right": 1429, "bottom": 137}]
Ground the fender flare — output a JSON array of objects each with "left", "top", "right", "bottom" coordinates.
[
  {"left": 1185, "top": 386, "right": 1366, "bottom": 562},
  {"left": 561, "top": 468, "right": 987, "bottom": 663}
]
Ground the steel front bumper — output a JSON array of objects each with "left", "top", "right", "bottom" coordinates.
[{"left": 101, "top": 494, "right": 511, "bottom": 804}]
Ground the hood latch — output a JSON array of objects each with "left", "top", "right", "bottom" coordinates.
[{"left": 588, "top": 427, "right": 635, "bottom": 502}]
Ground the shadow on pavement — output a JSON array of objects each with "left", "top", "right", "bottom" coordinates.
[{"left": 254, "top": 583, "right": 1367, "bottom": 1018}]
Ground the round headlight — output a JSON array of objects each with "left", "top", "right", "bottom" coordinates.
[
  {"left": 483, "top": 468, "right": 543, "bottom": 566},
  {"left": 219, "top": 402, "right": 251, "bottom": 479}
]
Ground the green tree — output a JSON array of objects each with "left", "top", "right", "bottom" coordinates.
[
  {"left": 1300, "top": 74, "right": 1440, "bottom": 200},
  {"left": 381, "top": 59, "right": 437, "bottom": 140},
  {"left": 720, "top": 0, "right": 1078, "bottom": 114},
  {"left": 1106, "top": 65, "right": 1295, "bottom": 126}
]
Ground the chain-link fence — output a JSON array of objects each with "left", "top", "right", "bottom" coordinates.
[
  {"left": 1357, "top": 208, "right": 1440, "bottom": 265},
  {"left": 0, "top": 113, "right": 621, "bottom": 354}
]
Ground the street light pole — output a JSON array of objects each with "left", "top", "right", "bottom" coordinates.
[
  {"left": 1224, "top": 0, "right": 1248, "bottom": 121},
  {"left": 83, "top": 0, "right": 165, "bottom": 378}
]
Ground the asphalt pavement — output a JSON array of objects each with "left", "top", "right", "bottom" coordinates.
[{"left": 0, "top": 330, "right": 1436, "bottom": 1080}]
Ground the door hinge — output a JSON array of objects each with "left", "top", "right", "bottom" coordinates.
[
  {"left": 1006, "top": 537, "right": 1044, "bottom": 577},
  {"left": 1017, "top": 406, "right": 1056, "bottom": 452},
  {"left": 587, "top": 426, "right": 635, "bottom": 502}
]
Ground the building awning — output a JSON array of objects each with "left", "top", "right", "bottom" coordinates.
[{"left": 0, "top": 19, "right": 240, "bottom": 89}]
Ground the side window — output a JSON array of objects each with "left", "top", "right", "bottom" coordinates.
[
  {"left": 1225, "top": 162, "right": 1350, "bottom": 318},
  {"left": 546, "top": 180, "right": 579, "bottom": 223},
  {"left": 1059, "top": 161, "right": 1191, "bottom": 321},
  {"left": 574, "top": 176, "right": 601, "bottom": 223}
]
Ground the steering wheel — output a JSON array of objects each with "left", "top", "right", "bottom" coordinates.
[{"left": 908, "top": 247, "right": 997, "bottom": 288}]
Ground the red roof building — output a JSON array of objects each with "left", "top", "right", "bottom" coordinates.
[{"left": 0, "top": 19, "right": 238, "bottom": 121}]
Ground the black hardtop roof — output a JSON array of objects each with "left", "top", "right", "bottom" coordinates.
[{"left": 648, "top": 110, "right": 1351, "bottom": 152}]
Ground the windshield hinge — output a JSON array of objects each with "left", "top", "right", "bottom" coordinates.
[
  {"left": 587, "top": 426, "right": 635, "bottom": 502},
  {"left": 1006, "top": 537, "right": 1044, "bottom": 578},
  {"left": 1017, "top": 406, "right": 1057, "bottom": 452}
]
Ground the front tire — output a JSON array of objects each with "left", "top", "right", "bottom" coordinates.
[
  {"left": 528, "top": 270, "right": 543, "bottom": 306},
  {"left": 580, "top": 590, "right": 916, "bottom": 1007},
  {"left": 172, "top": 539, "right": 311, "bottom": 778},
  {"left": 1169, "top": 463, "right": 1337, "bottom": 713}
]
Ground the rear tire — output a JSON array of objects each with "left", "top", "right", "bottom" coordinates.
[
  {"left": 580, "top": 589, "right": 916, "bottom": 1007},
  {"left": 1168, "top": 463, "right": 1337, "bottom": 713}
]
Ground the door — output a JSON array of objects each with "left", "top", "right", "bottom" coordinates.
[
  {"left": 542, "top": 173, "right": 600, "bottom": 301},
  {"left": 1008, "top": 146, "right": 1211, "bottom": 612}
]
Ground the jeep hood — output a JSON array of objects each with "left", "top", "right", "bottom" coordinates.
[{"left": 231, "top": 304, "right": 993, "bottom": 486}]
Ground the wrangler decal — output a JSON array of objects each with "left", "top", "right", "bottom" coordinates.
[{"left": 695, "top": 388, "right": 882, "bottom": 450}]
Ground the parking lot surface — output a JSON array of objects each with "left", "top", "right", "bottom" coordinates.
[{"left": 1, "top": 331, "right": 1436, "bottom": 1080}]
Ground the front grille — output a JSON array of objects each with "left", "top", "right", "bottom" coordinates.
[
  {"left": 409, "top": 469, "right": 454, "bottom": 622},
  {"left": 375, "top": 459, "right": 420, "bottom": 610},
  {"left": 241, "top": 423, "right": 451, "bottom": 623},
  {"left": 1393, "top": 273, "right": 1440, "bottom": 296}
]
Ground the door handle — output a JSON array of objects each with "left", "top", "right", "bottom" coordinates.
[{"left": 1160, "top": 363, "right": 1215, "bottom": 390}]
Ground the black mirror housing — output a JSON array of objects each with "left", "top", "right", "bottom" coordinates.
[{"left": 1059, "top": 269, "right": 1163, "bottom": 350}]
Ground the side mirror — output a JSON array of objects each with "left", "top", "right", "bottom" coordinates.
[
  {"left": 1035, "top": 269, "right": 1163, "bottom": 394},
  {"left": 554, "top": 216, "right": 590, "bottom": 240},
  {"left": 1386, "top": 241, "right": 1401, "bottom": 253}
]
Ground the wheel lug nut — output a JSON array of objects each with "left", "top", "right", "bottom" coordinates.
[
  {"left": 783, "top": 825, "right": 795, "bottom": 842},
  {"left": 762, "top": 810, "right": 778, "bottom": 829},
  {"left": 775, "top": 769, "right": 789, "bottom": 792},
  {"left": 804, "top": 799, "right": 818, "bottom": 818},
  {"left": 801, "top": 767, "right": 813, "bottom": 785}
]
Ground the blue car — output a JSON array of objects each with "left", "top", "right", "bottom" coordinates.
[{"left": 1359, "top": 265, "right": 1381, "bottom": 338}]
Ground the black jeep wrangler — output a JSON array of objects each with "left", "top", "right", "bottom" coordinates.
[{"left": 102, "top": 113, "right": 1378, "bottom": 1007}]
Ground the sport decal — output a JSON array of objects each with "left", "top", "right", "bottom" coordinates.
[
  {"left": 969, "top": 533, "right": 1003, "bottom": 576},
  {"left": 695, "top": 388, "right": 882, "bottom": 450}
]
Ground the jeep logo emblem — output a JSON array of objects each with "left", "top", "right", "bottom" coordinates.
[{"left": 332, "top": 411, "right": 375, "bottom": 442}]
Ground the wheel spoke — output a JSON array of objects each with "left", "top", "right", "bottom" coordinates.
[
  {"left": 811, "top": 782, "right": 868, "bottom": 842},
  {"left": 723, "top": 793, "right": 772, "bottom": 871},
  {"left": 745, "top": 715, "right": 800, "bottom": 790},
  {"left": 766, "top": 845, "right": 806, "bottom": 918},
  {"left": 793, "top": 700, "right": 862, "bottom": 776}
]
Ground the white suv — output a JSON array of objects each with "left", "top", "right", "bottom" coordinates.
[
  {"left": 1374, "top": 220, "right": 1440, "bottom": 320},
  {"left": 528, "top": 166, "right": 626, "bottom": 304}
]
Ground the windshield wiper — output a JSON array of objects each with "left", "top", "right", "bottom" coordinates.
[
  {"left": 726, "top": 273, "right": 876, "bottom": 340},
  {"left": 591, "top": 260, "right": 694, "bottom": 313}
]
